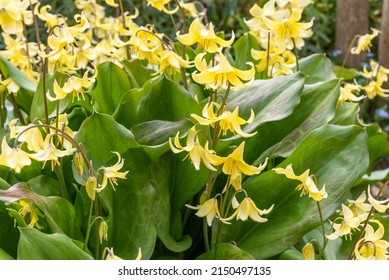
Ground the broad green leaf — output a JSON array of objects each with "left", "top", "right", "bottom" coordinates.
[
  {"left": 130, "top": 119, "right": 193, "bottom": 159},
  {"left": 135, "top": 76, "right": 202, "bottom": 124},
  {"left": 330, "top": 102, "right": 360, "bottom": 126},
  {"left": 278, "top": 248, "right": 303, "bottom": 260},
  {"left": 0, "top": 197, "right": 19, "bottom": 258},
  {"left": 0, "top": 56, "right": 37, "bottom": 92},
  {"left": 222, "top": 125, "right": 369, "bottom": 259},
  {"left": 232, "top": 33, "right": 260, "bottom": 71},
  {"left": 0, "top": 248, "right": 14, "bottom": 260},
  {"left": 27, "top": 175, "right": 61, "bottom": 197},
  {"left": 30, "top": 72, "right": 69, "bottom": 120},
  {"left": 150, "top": 155, "right": 192, "bottom": 252},
  {"left": 196, "top": 243, "right": 255, "bottom": 260},
  {"left": 332, "top": 65, "right": 361, "bottom": 80},
  {"left": 0, "top": 183, "right": 76, "bottom": 238},
  {"left": 13, "top": 88, "right": 34, "bottom": 115},
  {"left": 226, "top": 72, "right": 305, "bottom": 136},
  {"left": 75, "top": 112, "right": 139, "bottom": 168},
  {"left": 99, "top": 149, "right": 157, "bottom": 260},
  {"left": 17, "top": 227, "right": 93, "bottom": 260},
  {"left": 365, "top": 124, "right": 389, "bottom": 173},
  {"left": 299, "top": 54, "right": 335, "bottom": 84},
  {"left": 122, "top": 60, "right": 155, "bottom": 88},
  {"left": 90, "top": 62, "right": 132, "bottom": 114},
  {"left": 249, "top": 79, "right": 340, "bottom": 163}
]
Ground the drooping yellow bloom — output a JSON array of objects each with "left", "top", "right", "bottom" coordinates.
[
  {"left": 262, "top": 8, "right": 313, "bottom": 50},
  {"left": 191, "top": 102, "right": 256, "bottom": 138},
  {"left": 326, "top": 204, "right": 362, "bottom": 240},
  {"left": 179, "top": 0, "right": 201, "bottom": 17},
  {"left": 273, "top": 164, "right": 327, "bottom": 201},
  {"left": 186, "top": 198, "right": 221, "bottom": 226},
  {"left": 367, "top": 185, "right": 389, "bottom": 213},
  {"left": 222, "top": 195, "right": 274, "bottom": 223},
  {"left": 169, "top": 126, "right": 219, "bottom": 171},
  {"left": 47, "top": 70, "right": 96, "bottom": 102},
  {"left": 177, "top": 18, "right": 235, "bottom": 53},
  {"left": 212, "top": 142, "right": 268, "bottom": 191},
  {"left": 104, "top": 247, "right": 123, "bottom": 260},
  {"left": 9, "top": 121, "right": 44, "bottom": 153},
  {"left": 0, "top": 77, "right": 20, "bottom": 94},
  {"left": 276, "top": 0, "right": 313, "bottom": 10},
  {"left": 155, "top": 49, "right": 193, "bottom": 75},
  {"left": 192, "top": 52, "right": 255, "bottom": 90},
  {"left": 18, "top": 199, "right": 41, "bottom": 228},
  {"left": 29, "top": 135, "right": 77, "bottom": 170},
  {"left": 0, "top": 0, "right": 29, "bottom": 34},
  {"left": 302, "top": 242, "right": 315, "bottom": 260},
  {"left": 105, "top": 0, "right": 118, "bottom": 7},
  {"left": 347, "top": 191, "right": 371, "bottom": 220},
  {"left": 361, "top": 80, "right": 389, "bottom": 99},
  {"left": 97, "top": 152, "right": 129, "bottom": 192},
  {"left": 130, "top": 28, "right": 164, "bottom": 65},
  {"left": 0, "top": 137, "right": 31, "bottom": 173},
  {"left": 86, "top": 176, "right": 98, "bottom": 201},
  {"left": 146, "top": 0, "right": 178, "bottom": 14},
  {"left": 251, "top": 47, "right": 296, "bottom": 76},
  {"left": 351, "top": 28, "right": 380, "bottom": 54},
  {"left": 354, "top": 220, "right": 389, "bottom": 260},
  {"left": 99, "top": 220, "right": 108, "bottom": 243},
  {"left": 245, "top": 0, "right": 277, "bottom": 36},
  {"left": 34, "top": 3, "right": 66, "bottom": 29},
  {"left": 338, "top": 82, "right": 364, "bottom": 106}
]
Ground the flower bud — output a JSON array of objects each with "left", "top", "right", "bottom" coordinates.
[
  {"left": 86, "top": 176, "right": 98, "bottom": 201},
  {"left": 99, "top": 220, "right": 108, "bottom": 244},
  {"left": 302, "top": 242, "right": 315, "bottom": 260},
  {"left": 74, "top": 152, "right": 84, "bottom": 176}
]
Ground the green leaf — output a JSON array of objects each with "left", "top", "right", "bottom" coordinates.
[
  {"left": 113, "top": 87, "right": 146, "bottom": 129},
  {"left": 17, "top": 227, "right": 93, "bottom": 260},
  {"left": 99, "top": 149, "right": 157, "bottom": 260},
  {"left": 122, "top": 60, "right": 155, "bottom": 88},
  {"left": 135, "top": 76, "right": 202, "bottom": 124},
  {"left": 0, "top": 248, "right": 14, "bottom": 260},
  {"left": 226, "top": 72, "right": 305, "bottom": 136},
  {"left": 90, "top": 62, "right": 132, "bottom": 114},
  {"left": 365, "top": 124, "right": 389, "bottom": 173},
  {"left": 196, "top": 243, "right": 255, "bottom": 260},
  {"left": 150, "top": 155, "right": 192, "bottom": 252},
  {"left": 278, "top": 248, "right": 303, "bottom": 260},
  {"left": 222, "top": 125, "right": 369, "bottom": 259},
  {"left": 75, "top": 112, "right": 139, "bottom": 168},
  {"left": 30, "top": 72, "right": 69, "bottom": 120},
  {"left": 0, "top": 56, "right": 37, "bottom": 92},
  {"left": 0, "top": 183, "right": 77, "bottom": 237},
  {"left": 27, "top": 175, "right": 61, "bottom": 197},
  {"left": 249, "top": 79, "right": 340, "bottom": 163},
  {"left": 330, "top": 102, "right": 360, "bottom": 126},
  {"left": 299, "top": 54, "right": 336, "bottom": 84},
  {"left": 232, "top": 33, "right": 260, "bottom": 71},
  {"left": 332, "top": 65, "right": 361, "bottom": 80}
]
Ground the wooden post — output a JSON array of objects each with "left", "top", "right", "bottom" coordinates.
[{"left": 335, "top": 0, "right": 369, "bottom": 68}]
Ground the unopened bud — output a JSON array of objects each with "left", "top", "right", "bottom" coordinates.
[
  {"left": 99, "top": 220, "right": 108, "bottom": 244},
  {"left": 74, "top": 152, "right": 84, "bottom": 176},
  {"left": 302, "top": 242, "right": 315, "bottom": 260},
  {"left": 86, "top": 176, "right": 98, "bottom": 201}
]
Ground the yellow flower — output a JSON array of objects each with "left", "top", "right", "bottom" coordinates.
[
  {"left": 302, "top": 242, "right": 315, "bottom": 260},
  {"left": 146, "top": 0, "right": 178, "bottom": 14},
  {"left": 155, "top": 49, "right": 193, "bottom": 75},
  {"left": 361, "top": 80, "right": 389, "bottom": 99},
  {"left": 18, "top": 199, "right": 41, "bottom": 228},
  {"left": 0, "top": 137, "right": 31, "bottom": 173},
  {"left": 222, "top": 195, "right": 274, "bottom": 223},
  {"left": 212, "top": 142, "right": 268, "bottom": 191},
  {"left": 105, "top": 0, "right": 118, "bottom": 7},
  {"left": 276, "top": 0, "right": 313, "bottom": 10},
  {"left": 104, "top": 247, "right": 123, "bottom": 260},
  {"left": 367, "top": 185, "right": 389, "bottom": 213},
  {"left": 177, "top": 17, "right": 234, "bottom": 53},
  {"left": 186, "top": 198, "right": 221, "bottom": 226},
  {"left": 47, "top": 70, "right": 96, "bottom": 102},
  {"left": 9, "top": 120, "right": 45, "bottom": 153},
  {"left": 192, "top": 52, "right": 255, "bottom": 90},
  {"left": 0, "top": 77, "right": 20, "bottom": 94},
  {"left": 99, "top": 220, "right": 108, "bottom": 244},
  {"left": 251, "top": 47, "right": 296, "bottom": 76},
  {"left": 169, "top": 126, "right": 219, "bottom": 171},
  {"left": 179, "top": 0, "right": 201, "bottom": 17},
  {"left": 86, "top": 176, "right": 98, "bottom": 201},
  {"left": 347, "top": 191, "right": 371, "bottom": 219},
  {"left": 326, "top": 204, "right": 362, "bottom": 240},
  {"left": 262, "top": 8, "right": 313, "bottom": 50},
  {"left": 0, "top": 0, "right": 29, "bottom": 34},
  {"left": 29, "top": 135, "right": 77, "bottom": 170},
  {"left": 274, "top": 164, "right": 327, "bottom": 201},
  {"left": 191, "top": 102, "right": 256, "bottom": 138},
  {"left": 34, "top": 3, "right": 66, "bottom": 29},
  {"left": 351, "top": 28, "right": 380, "bottom": 54},
  {"left": 338, "top": 82, "right": 364, "bottom": 106},
  {"left": 354, "top": 220, "right": 389, "bottom": 260},
  {"left": 97, "top": 152, "right": 129, "bottom": 192},
  {"left": 245, "top": 0, "right": 276, "bottom": 35}
]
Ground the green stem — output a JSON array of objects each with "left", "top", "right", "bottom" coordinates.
[
  {"left": 341, "top": 35, "right": 359, "bottom": 69},
  {"left": 84, "top": 199, "right": 94, "bottom": 251},
  {"left": 54, "top": 165, "right": 70, "bottom": 201},
  {"left": 9, "top": 94, "right": 26, "bottom": 125},
  {"left": 116, "top": 0, "right": 131, "bottom": 60},
  {"left": 292, "top": 38, "right": 299, "bottom": 72},
  {"left": 265, "top": 32, "right": 271, "bottom": 79},
  {"left": 316, "top": 201, "right": 327, "bottom": 259},
  {"left": 203, "top": 219, "right": 210, "bottom": 252}
]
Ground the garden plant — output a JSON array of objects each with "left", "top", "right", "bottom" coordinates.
[{"left": 0, "top": 0, "right": 389, "bottom": 260}]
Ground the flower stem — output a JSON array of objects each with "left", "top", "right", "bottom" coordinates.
[
  {"left": 316, "top": 201, "right": 327, "bottom": 259},
  {"left": 84, "top": 199, "right": 94, "bottom": 251},
  {"left": 292, "top": 38, "right": 299, "bottom": 72}
]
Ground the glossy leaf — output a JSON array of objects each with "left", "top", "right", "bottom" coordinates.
[
  {"left": 299, "top": 54, "right": 336, "bottom": 84},
  {"left": 196, "top": 243, "right": 255, "bottom": 260},
  {"left": 17, "top": 227, "right": 93, "bottom": 260},
  {"left": 90, "top": 62, "right": 132, "bottom": 115},
  {"left": 222, "top": 125, "right": 369, "bottom": 259},
  {"left": 122, "top": 60, "right": 155, "bottom": 88},
  {"left": 232, "top": 33, "right": 260, "bottom": 72},
  {"left": 0, "top": 56, "right": 37, "bottom": 92}
]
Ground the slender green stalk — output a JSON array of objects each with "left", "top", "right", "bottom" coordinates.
[
  {"left": 84, "top": 199, "right": 94, "bottom": 251},
  {"left": 116, "top": 0, "right": 131, "bottom": 60},
  {"left": 265, "top": 32, "right": 271, "bottom": 79},
  {"left": 9, "top": 95, "right": 26, "bottom": 125},
  {"left": 292, "top": 38, "right": 299, "bottom": 72},
  {"left": 316, "top": 201, "right": 327, "bottom": 259}
]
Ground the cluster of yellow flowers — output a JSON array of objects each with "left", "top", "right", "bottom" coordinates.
[
  {"left": 245, "top": 0, "right": 313, "bottom": 77},
  {"left": 326, "top": 187, "right": 389, "bottom": 260},
  {"left": 338, "top": 28, "right": 389, "bottom": 105}
]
